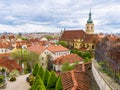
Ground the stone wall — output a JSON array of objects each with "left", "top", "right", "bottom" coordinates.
[{"left": 92, "top": 60, "right": 120, "bottom": 90}]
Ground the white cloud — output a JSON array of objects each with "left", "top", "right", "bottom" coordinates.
[
  {"left": 0, "top": 24, "right": 60, "bottom": 33},
  {"left": 0, "top": 0, "right": 119, "bottom": 33}
]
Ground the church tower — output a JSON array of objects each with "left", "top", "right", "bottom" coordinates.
[{"left": 86, "top": 9, "right": 94, "bottom": 34}]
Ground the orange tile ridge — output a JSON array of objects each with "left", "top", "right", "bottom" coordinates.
[{"left": 71, "top": 70, "right": 78, "bottom": 90}]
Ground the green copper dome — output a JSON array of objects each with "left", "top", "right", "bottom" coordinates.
[{"left": 87, "top": 9, "right": 93, "bottom": 23}]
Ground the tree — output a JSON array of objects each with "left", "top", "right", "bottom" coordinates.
[
  {"left": 61, "top": 62, "right": 74, "bottom": 71},
  {"left": 33, "top": 78, "right": 46, "bottom": 90},
  {"left": 32, "top": 64, "right": 40, "bottom": 76},
  {"left": 11, "top": 49, "right": 40, "bottom": 72},
  {"left": 70, "top": 49, "right": 92, "bottom": 63},
  {"left": 55, "top": 77, "right": 63, "bottom": 90},
  {"left": 43, "top": 70, "right": 50, "bottom": 85},
  {"left": 58, "top": 41, "right": 67, "bottom": 47},
  {"left": 47, "top": 71, "right": 58, "bottom": 88},
  {"left": 31, "top": 75, "right": 41, "bottom": 89},
  {"left": 35, "top": 85, "right": 46, "bottom": 90},
  {"left": 37, "top": 66, "right": 45, "bottom": 79}
]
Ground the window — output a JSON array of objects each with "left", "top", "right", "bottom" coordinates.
[
  {"left": 5, "top": 49, "right": 7, "bottom": 52},
  {"left": 92, "top": 45, "right": 94, "bottom": 49},
  {"left": 41, "top": 57, "right": 44, "bottom": 60},
  {"left": 1, "top": 49, "right": 3, "bottom": 52},
  {"left": 87, "top": 27, "right": 89, "bottom": 29},
  {"left": 91, "top": 26, "right": 93, "bottom": 29},
  {"left": 42, "top": 63, "right": 44, "bottom": 66}
]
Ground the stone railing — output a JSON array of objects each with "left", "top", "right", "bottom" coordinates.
[{"left": 92, "top": 60, "right": 120, "bottom": 90}]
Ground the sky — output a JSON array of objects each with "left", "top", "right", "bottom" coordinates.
[{"left": 0, "top": 0, "right": 120, "bottom": 33}]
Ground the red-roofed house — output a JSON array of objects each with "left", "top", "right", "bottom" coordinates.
[
  {"left": 28, "top": 45, "right": 70, "bottom": 69},
  {"left": 53, "top": 54, "right": 83, "bottom": 71},
  {"left": 0, "top": 58, "right": 23, "bottom": 72}
]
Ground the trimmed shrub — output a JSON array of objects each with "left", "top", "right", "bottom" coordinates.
[
  {"left": 35, "top": 85, "right": 46, "bottom": 90},
  {"left": 10, "top": 77, "right": 16, "bottom": 82},
  {"left": 55, "top": 77, "right": 63, "bottom": 90},
  {"left": 47, "top": 71, "right": 58, "bottom": 88},
  {"left": 37, "top": 66, "right": 44, "bottom": 79},
  {"left": 32, "top": 63, "right": 40, "bottom": 76},
  {"left": 43, "top": 70, "right": 50, "bottom": 85},
  {"left": 33, "top": 77, "right": 46, "bottom": 90},
  {"left": 31, "top": 75, "right": 40, "bottom": 89}
]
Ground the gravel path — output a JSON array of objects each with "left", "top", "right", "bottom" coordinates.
[{"left": 1, "top": 74, "right": 30, "bottom": 90}]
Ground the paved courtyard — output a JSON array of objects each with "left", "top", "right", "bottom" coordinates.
[{"left": 1, "top": 74, "right": 30, "bottom": 90}]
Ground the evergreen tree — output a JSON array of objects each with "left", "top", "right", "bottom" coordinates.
[
  {"left": 31, "top": 75, "right": 41, "bottom": 89},
  {"left": 43, "top": 70, "right": 50, "bottom": 85},
  {"left": 55, "top": 77, "right": 63, "bottom": 90},
  {"left": 33, "top": 77, "right": 46, "bottom": 90},
  {"left": 37, "top": 66, "right": 44, "bottom": 79},
  {"left": 47, "top": 71, "right": 58, "bottom": 88},
  {"left": 35, "top": 85, "right": 46, "bottom": 90},
  {"left": 32, "top": 63, "right": 40, "bottom": 76}
]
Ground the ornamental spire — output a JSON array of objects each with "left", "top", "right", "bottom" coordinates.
[{"left": 87, "top": 8, "right": 93, "bottom": 23}]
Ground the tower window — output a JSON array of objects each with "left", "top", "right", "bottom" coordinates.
[
  {"left": 87, "top": 27, "right": 89, "bottom": 29},
  {"left": 91, "top": 26, "right": 93, "bottom": 29}
]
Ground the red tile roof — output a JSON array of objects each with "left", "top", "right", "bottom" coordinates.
[
  {"left": 53, "top": 54, "right": 83, "bottom": 65},
  {"left": 47, "top": 45, "right": 69, "bottom": 52},
  {"left": 28, "top": 45, "right": 46, "bottom": 54},
  {"left": 60, "top": 70, "right": 90, "bottom": 90},
  {"left": 28, "top": 45, "right": 69, "bottom": 54},
  {"left": 0, "top": 58, "right": 23, "bottom": 72},
  {"left": 60, "top": 30, "right": 85, "bottom": 41},
  {"left": 84, "top": 34, "right": 97, "bottom": 43},
  {"left": 60, "top": 30, "right": 97, "bottom": 44}
]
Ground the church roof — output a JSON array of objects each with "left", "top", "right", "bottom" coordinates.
[{"left": 60, "top": 30, "right": 85, "bottom": 41}]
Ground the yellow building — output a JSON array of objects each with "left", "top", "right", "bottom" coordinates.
[{"left": 60, "top": 9, "right": 96, "bottom": 51}]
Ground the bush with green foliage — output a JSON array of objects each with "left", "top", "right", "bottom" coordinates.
[
  {"left": 31, "top": 76, "right": 46, "bottom": 90},
  {"left": 61, "top": 62, "right": 74, "bottom": 71},
  {"left": 47, "top": 71, "right": 58, "bottom": 88},
  {"left": 28, "top": 74, "right": 35, "bottom": 86},
  {"left": 0, "top": 75, "right": 4, "bottom": 83},
  {"left": 43, "top": 70, "right": 50, "bottom": 85},
  {"left": 37, "top": 66, "right": 45, "bottom": 79},
  {"left": 55, "top": 77, "right": 63, "bottom": 90},
  {"left": 32, "top": 63, "right": 40, "bottom": 76},
  {"left": 70, "top": 49, "right": 92, "bottom": 63},
  {"left": 58, "top": 41, "right": 67, "bottom": 47},
  {"left": 10, "top": 77, "right": 16, "bottom": 82},
  {"left": 30, "top": 64, "right": 63, "bottom": 90}
]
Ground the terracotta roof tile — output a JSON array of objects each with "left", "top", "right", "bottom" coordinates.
[
  {"left": 53, "top": 54, "right": 83, "bottom": 65},
  {"left": 47, "top": 45, "right": 69, "bottom": 52},
  {"left": 60, "top": 30, "right": 85, "bottom": 41},
  {"left": 84, "top": 34, "right": 97, "bottom": 43},
  {"left": 0, "top": 58, "right": 23, "bottom": 72},
  {"left": 60, "top": 70, "right": 91, "bottom": 90},
  {"left": 28, "top": 45, "right": 46, "bottom": 54}
]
